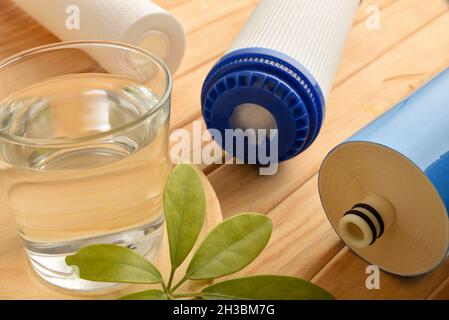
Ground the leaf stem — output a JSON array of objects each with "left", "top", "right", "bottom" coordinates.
[
  {"left": 167, "top": 268, "right": 175, "bottom": 290},
  {"left": 171, "top": 276, "right": 188, "bottom": 293},
  {"left": 160, "top": 279, "right": 169, "bottom": 296}
]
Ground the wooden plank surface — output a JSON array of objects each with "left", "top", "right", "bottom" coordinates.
[{"left": 1, "top": 0, "right": 449, "bottom": 300}]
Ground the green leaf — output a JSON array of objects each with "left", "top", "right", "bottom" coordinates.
[
  {"left": 201, "top": 275, "right": 335, "bottom": 300},
  {"left": 118, "top": 290, "right": 167, "bottom": 300},
  {"left": 185, "top": 213, "right": 272, "bottom": 280},
  {"left": 65, "top": 244, "right": 162, "bottom": 284},
  {"left": 164, "top": 164, "right": 206, "bottom": 269}
]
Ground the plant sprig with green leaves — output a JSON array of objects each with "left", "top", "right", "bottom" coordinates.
[{"left": 65, "top": 164, "right": 334, "bottom": 300}]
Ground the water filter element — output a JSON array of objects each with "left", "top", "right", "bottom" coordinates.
[
  {"left": 319, "top": 67, "right": 449, "bottom": 276},
  {"left": 11, "top": 0, "right": 185, "bottom": 74},
  {"left": 201, "top": 0, "right": 359, "bottom": 162}
]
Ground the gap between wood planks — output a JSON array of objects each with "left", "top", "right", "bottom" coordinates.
[
  {"left": 353, "top": 0, "right": 398, "bottom": 24},
  {"left": 335, "top": 5, "right": 449, "bottom": 86},
  {"left": 171, "top": 0, "right": 260, "bottom": 45},
  {"left": 156, "top": 0, "right": 191, "bottom": 11}
]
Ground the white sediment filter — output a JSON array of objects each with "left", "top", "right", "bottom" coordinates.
[
  {"left": 202, "top": 0, "right": 359, "bottom": 163},
  {"left": 228, "top": 0, "right": 358, "bottom": 100},
  {"left": 11, "top": 0, "right": 185, "bottom": 74}
]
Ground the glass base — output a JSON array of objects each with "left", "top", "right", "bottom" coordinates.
[{"left": 22, "top": 217, "right": 164, "bottom": 293}]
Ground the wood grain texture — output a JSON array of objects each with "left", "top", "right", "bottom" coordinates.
[
  {"left": 175, "top": 3, "right": 257, "bottom": 77},
  {"left": 0, "top": 0, "right": 58, "bottom": 59},
  {"left": 335, "top": 0, "right": 448, "bottom": 85},
  {"left": 428, "top": 277, "right": 449, "bottom": 300},
  {"left": 1, "top": 0, "right": 449, "bottom": 300},
  {"left": 312, "top": 247, "right": 449, "bottom": 300},
  {"left": 239, "top": 177, "right": 343, "bottom": 281},
  {"left": 353, "top": 0, "right": 397, "bottom": 24},
  {"left": 170, "top": 0, "right": 258, "bottom": 35},
  {"left": 154, "top": 0, "right": 190, "bottom": 10}
]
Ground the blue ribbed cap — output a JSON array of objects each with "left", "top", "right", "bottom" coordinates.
[{"left": 201, "top": 48, "right": 325, "bottom": 162}]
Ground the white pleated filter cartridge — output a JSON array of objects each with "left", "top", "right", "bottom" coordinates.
[
  {"left": 12, "top": 0, "right": 186, "bottom": 74},
  {"left": 201, "top": 0, "right": 359, "bottom": 163}
]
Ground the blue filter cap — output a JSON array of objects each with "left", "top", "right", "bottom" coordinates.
[{"left": 201, "top": 48, "right": 325, "bottom": 163}]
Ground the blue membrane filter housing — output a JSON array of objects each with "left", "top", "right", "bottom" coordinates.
[
  {"left": 201, "top": 0, "right": 359, "bottom": 162},
  {"left": 319, "top": 67, "right": 449, "bottom": 276}
]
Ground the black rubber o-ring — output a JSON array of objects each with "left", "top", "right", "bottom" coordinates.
[
  {"left": 353, "top": 203, "right": 385, "bottom": 238},
  {"left": 343, "top": 209, "right": 377, "bottom": 245}
]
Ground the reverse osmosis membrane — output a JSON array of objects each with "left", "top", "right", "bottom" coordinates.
[
  {"left": 11, "top": 0, "right": 185, "bottom": 73},
  {"left": 201, "top": 0, "right": 359, "bottom": 162},
  {"left": 319, "top": 68, "right": 449, "bottom": 276}
]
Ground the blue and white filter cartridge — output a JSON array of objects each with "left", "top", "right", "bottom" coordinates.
[
  {"left": 201, "top": 0, "right": 359, "bottom": 163},
  {"left": 319, "top": 68, "right": 449, "bottom": 276}
]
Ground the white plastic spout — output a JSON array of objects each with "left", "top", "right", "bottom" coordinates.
[{"left": 339, "top": 194, "right": 396, "bottom": 249}]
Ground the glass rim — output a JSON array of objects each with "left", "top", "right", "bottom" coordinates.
[{"left": 0, "top": 40, "right": 173, "bottom": 147}]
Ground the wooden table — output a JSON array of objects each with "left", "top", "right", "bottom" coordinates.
[{"left": 1, "top": 0, "right": 449, "bottom": 300}]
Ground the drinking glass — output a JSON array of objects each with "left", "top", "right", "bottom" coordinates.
[{"left": 0, "top": 41, "right": 172, "bottom": 291}]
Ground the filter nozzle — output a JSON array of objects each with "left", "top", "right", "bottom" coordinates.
[{"left": 339, "top": 194, "right": 396, "bottom": 249}]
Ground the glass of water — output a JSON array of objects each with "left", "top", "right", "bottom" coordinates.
[{"left": 0, "top": 41, "right": 172, "bottom": 292}]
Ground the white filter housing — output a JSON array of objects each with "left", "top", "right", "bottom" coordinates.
[
  {"left": 12, "top": 0, "right": 186, "bottom": 73},
  {"left": 228, "top": 0, "right": 359, "bottom": 100},
  {"left": 202, "top": 0, "right": 359, "bottom": 162}
]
